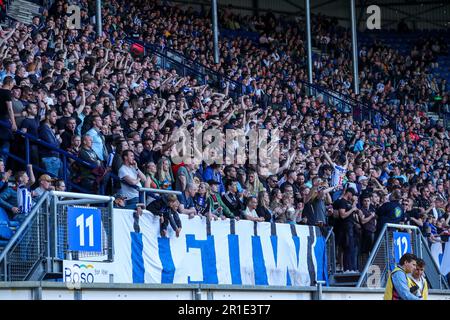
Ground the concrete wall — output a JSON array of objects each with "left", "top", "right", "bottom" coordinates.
[{"left": 0, "top": 282, "right": 449, "bottom": 300}]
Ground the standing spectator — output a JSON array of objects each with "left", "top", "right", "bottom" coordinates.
[
  {"left": 78, "top": 135, "right": 102, "bottom": 193},
  {"left": 334, "top": 188, "right": 359, "bottom": 272},
  {"left": 32, "top": 174, "right": 55, "bottom": 198},
  {"left": 203, "top": 163, "right": 224, "bottom": 194},
  {"left": 20, "top": 103, "right": 41, "bottom": 165},
  {"left": 358, "top": 193, "right": 377, "bottom": 263},
  {"left": 376, "top": 190, "right": 405, "bottom": 236},
  {"left": 175, "top": 163, "right": 196, "bottom": 192},
  {"left": 60, "top": 117, "right": 77, "bottom": 151},
  {"left": 156, "top": 157, "right": 174, "bottom": 190},
  {"left": 54, "top": 180, "right": 66, "bottom": 191},
  {"left": 118, "top": 150, "right": 146, "bottom": 209},
  {"left": 303, "top": 177, "right": 334, "bottom": 226},
  {"left": 86, "top": 115, "right": 108, "bottom": 162},
  {"left": 15, "top": 165, "right": 35, "bottom": 216},
  {"left": 38, "top": 110, "right": 61, "bottom": 176},
  {"left": 0, "top": 77, "right": 17, "bottom": 164},
  {"left": 143, "top": 161, "right": 159, "bottom": 189}
]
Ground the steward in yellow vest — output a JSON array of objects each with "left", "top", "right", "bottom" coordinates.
[
  {"left": 384, "top": 253, "right": 421, "bottom": 300},
  {"left": 408, "top": 258, "right": 429, "bottom": 300}
]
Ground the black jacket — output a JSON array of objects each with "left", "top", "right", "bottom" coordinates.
[{"left": 222, "top": 192, "right": 245, "bottom": 218}]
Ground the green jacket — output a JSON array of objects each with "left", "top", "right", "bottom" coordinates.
[{"left": 209, "top": 192, "right": 234, "bottom": 218}]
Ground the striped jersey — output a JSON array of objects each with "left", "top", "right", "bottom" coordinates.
[
  {"left": 331, "top": 164, "right": 347, "bottom": 188},
  {"left": 17, "top": 184, "right": 32, "bottom": 215}
]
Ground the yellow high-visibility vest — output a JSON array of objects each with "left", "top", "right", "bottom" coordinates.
[
  {"left": 384, "top": 266, "right": 416, "bottom": 300},
  {"left": 409, "top": 276, "right": 429, "bottom": 300}
]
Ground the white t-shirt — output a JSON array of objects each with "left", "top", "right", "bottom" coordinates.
[
  {"left": 118, "top": 165, "right": 142, "bottom": 200},
  {"left": 244, "top": 207, "right": 259, "bottom": 219},
  {"left": 408, "top": 275, "right": 425, "bottom": 298}
]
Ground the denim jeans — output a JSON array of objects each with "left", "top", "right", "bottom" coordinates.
[
  {"left": 343, "top": 224, "right": 357, "bottom": 271},
  {"left": 124, "top": 197, "right": 139, "bottom": 210},
  {"left": 42, "top": 157, "right": 62, "bottom": 177}
]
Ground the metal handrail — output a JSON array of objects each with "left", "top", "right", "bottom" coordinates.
[
  {"left": 138, "top": 187, "right": 182, "bottom": 206},
  {"left": 138, "top": 187, "right": 181, "bottom": 196},
  {"left": 125, "top": 38, "right": 242, "bottom": 92},
  {"left": 356, "top": 223, "right": 419, "bottom": 287},
  {"left": 356, "top": 223, "right": 444, "bottom": 288},
  {"left": 0, "top": 120, "right": 95, "bottom": 169},
  {"left": 49, "top": 191, "right": 115, "bottom": 202},
  {"left": 0, "top": 191, "right": 49, "bottom": 263},
  {"left": 419, "top": 233, "right": 448, "bottom": 288},
  {"left": 128, "top": 38, "right": 390, "bottom": 124}
]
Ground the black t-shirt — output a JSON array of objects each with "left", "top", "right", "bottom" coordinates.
[
  {"left": 0, "top": 88, "right": 12, "bottom": 119},
  {"left": 416, "top": 197, "right": 430, "bottom": 210},
  {"left": 405, "top": 208, "right": 421, "bottom": 225},
  {"left": 20, "top": 117, "right": 40, "bottom": 137},
  {"left": 335, "top": 198, "right": 354, "bottom": 226}
]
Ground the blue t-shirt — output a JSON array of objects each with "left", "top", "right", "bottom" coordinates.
[{"left": 177, "top": 192, "right": 195, "bottom": 210}]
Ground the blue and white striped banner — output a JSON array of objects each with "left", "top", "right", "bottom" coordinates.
[
  {"left": 431, "top": 241, "right": 450, "bottom": 276},
  {"left": 112, "top": 209, "right": 328, "bottom": 286}
]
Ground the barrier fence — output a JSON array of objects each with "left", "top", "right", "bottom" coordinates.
[
  {"left": 357, "top": 223, "right": 448, "bottom": 290},
  {"left": 0, "top": 190, "right": 449, "bottom": 292}
]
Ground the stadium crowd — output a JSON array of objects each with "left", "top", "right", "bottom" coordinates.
[{"left": 0, "top": 0, "right": 449, "bottom": 272}]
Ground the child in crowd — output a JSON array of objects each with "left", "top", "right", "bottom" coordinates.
[
  {"left": 160, "top": 195, "right": 182, "bottom": 238},
  {"left": 15, "top": 164, "right": 35, "bottom": 217}
]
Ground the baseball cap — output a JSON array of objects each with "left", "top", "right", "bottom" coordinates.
[
  {"left": 39, "top": 174, "right": 55, "bottom": 182},
  {"left": 113, "top": 193, "right": 127, "bottom": 200}
]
